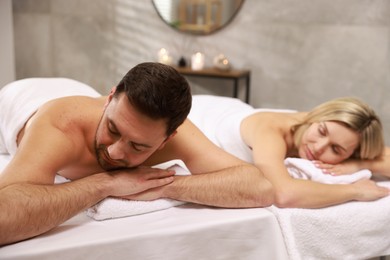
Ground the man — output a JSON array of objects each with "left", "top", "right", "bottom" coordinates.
[{"left": 0, "top": 62, "right": 273, "bottom": 246}]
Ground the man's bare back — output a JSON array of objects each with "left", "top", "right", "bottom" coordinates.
[{"left": 17, "top": 96, "right": 107, "bottom": 180}]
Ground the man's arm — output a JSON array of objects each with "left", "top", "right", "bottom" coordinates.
[
  {"left": 163, "top": 164, "right": 273, "bottom": 208},
  {"left": 0, "top": 174, "right": 109, "bottom": 245},
  {"left": 144, "top": 119, "right": 274, "bottom": 208},
  {"left": 0, "top": 106, "right": 174, "bottom": 245},
  {"left": 0, "top": 167, "right": 175, "bottom": 246}
]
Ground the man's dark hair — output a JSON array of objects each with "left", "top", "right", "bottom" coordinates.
[{"left": 113, "top": 62, "right": 192, "bottom": 136}]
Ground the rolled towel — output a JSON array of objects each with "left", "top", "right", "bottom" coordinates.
[
  {"left": 86, "top": 160, "right": 190, "bottom": 221},
  {"left": 284, "top": 157, "right": 372, "bottom": 184}
]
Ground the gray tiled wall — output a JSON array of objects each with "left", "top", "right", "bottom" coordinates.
[{"left": 11, "top": 0, "right": 390, "bottom": 144}]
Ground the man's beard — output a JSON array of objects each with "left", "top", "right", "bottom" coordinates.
[
  {"left": 94, "top": 118, "right": 128, "bottom": 171},
  {"left": 94, "top": 142, "right": 130, "bottom": 171}
]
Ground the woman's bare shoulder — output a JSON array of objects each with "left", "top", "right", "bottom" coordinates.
[{"left": 243, "top": 111, "right": 307, "bottom": 129}]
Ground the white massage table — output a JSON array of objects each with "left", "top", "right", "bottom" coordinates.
[
  {"left": 0, "top": 154, "right": 288, "bottom": 260},
  {"left": 2, "top": 206, "right": 290, "bottom": 260},
  {"left": 1, "top": 204, "right": 288, "bottom": 260},
  {"left": 1, "top": 154, "right": 390, "bottom": 260},
  {"left": 2, "top": 80, "right": 389, "bottom": 259}
]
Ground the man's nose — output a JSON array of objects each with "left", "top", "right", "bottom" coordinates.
[{"left": 107, "top": 141, "right": 126, "bottom": 160}]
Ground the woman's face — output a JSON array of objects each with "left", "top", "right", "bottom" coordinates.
[{"left": 298, "top": 121, "right": 360, "bottom": 164}]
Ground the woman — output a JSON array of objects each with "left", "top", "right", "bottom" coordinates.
[{"left": 189, "top": 95, "right": 390, "bottom": 208}]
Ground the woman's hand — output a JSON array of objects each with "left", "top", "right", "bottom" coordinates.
[
  {"left": 313, "top": 159, "right": 362, "bottom": 176},
  {"left": 352, "top": 179, "right": 389, "bottom": 201}
]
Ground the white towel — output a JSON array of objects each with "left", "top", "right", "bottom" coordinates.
[
  {"left": 270, "top": 158, "right": 390, "bottom": 259},
  {"left": 0, "top": 78, "right": 101, "bottom": 155},
  {"left": 86, "top": 160, "right": 190, "bottom": 221},
  {"left": 269, "top": 182, "right": 390, "bottom": 260},
  {"left": 189, "top": 95, "right": 296, "bottom": 163},
  {"left": 284, "top": 157, "right": 372, "bottom": 184}
]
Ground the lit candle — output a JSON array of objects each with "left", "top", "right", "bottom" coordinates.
[
  {"left": 191, "top": 52, "right": 205, "bottom": 70},
  {"left": 157, "top": 48, "right": 172, "bottom": 65}
]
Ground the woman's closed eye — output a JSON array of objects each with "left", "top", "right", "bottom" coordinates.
[
  {"left": 318, "top": 123, "right": 327, "bottom": 136},
  {"left": 331, "top": 145, "right": 341, "bottom": 155}
]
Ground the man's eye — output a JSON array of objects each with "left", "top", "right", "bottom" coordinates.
[
  {"left": 132, "top": 144, "right": 143, "bottom": 152},
  {"left": 108, "top": 125, "right": 118, "bottom": 135}
]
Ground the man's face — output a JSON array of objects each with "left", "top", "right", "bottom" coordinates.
[{"left": 95, "top": 93, "right": 169, "bottom": 171}]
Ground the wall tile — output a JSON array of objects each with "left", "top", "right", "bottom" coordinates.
[{"left": 12, "top": 0, "right": 390, "bottom": 143}]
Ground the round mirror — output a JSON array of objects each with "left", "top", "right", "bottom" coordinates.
[{"left": 152, "top": 0, "right": 245, "bottom": 35}]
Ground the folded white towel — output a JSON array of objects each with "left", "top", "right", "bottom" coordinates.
[
  {"left": 284, "top": 157, "right": 372, "bottom": 184},
  {"left": 86, "top": 160, "right": 190, "bottom": 221}
]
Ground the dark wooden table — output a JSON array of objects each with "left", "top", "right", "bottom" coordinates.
[{"left": 174, "top": 67, "right": 251, "bottom": 103}]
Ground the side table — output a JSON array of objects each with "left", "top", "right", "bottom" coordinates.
[{"left": 174, "top": 67, "right": 251, "bottom": 104}]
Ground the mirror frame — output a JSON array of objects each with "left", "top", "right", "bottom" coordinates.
[{"left": 152, "top": 0, "right": 245, "bottom": 36}]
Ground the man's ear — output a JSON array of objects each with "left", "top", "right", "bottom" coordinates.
[
  {"left": 157, "top": 131, "right": 177, "bottom": 150},
  {"left": 104, "top": 86, "right": 116, "bottom": 108}
]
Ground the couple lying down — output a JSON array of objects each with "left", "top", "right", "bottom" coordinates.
[{"left": 0, "top": 62, "right": 388, "bottom": 245}]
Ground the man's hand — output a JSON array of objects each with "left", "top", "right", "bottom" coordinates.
[{"left": 107, "top": 167, "right": 175, "bottom": 198}]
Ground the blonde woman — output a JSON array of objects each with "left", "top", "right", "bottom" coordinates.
[{"left": 189, "top": 95, "right": 390, "bottom": 208}]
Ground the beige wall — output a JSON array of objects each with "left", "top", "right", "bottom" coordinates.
[
  {"left": 0, "top": 0, "right": 15, "bottom": 87},
  {"left": 11, "top": 0, "right": 390, "bottom": 143}
]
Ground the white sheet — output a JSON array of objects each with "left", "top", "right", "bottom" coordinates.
[
  {"left": 1, "top": 206, "right": 288, "bottom": 260},
  {"left": 189, "top": 95, "right": 390, "bottom": 259},
  {"left": 270, "top": 181, "right": 390, "bottom": 260},
  {"left": 0, "top": 154, "right": 288, "bottom": 260}
]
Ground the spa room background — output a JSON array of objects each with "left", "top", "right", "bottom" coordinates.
[{"left": 4, "top": 0, "right": 390, "bottom": 144}]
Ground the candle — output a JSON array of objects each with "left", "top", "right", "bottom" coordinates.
[
  {"left": 157, "top": 48, "right": 172, "bottom": 65},
  {"left": 191, "top": 52, "right": 205, "bottom": 70}
]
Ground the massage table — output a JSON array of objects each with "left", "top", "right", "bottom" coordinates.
[
  {"left": 1, "top": 78, "right": 389, "bottom": 259},
  {"left": 1, "top": 153, "right": 390, "bottom": 260},
  {"left": 0, "top": 154, "right": 288, "bottom": 260}
]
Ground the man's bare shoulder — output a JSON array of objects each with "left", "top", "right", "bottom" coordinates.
[
  {"left": 142, "top": 119, "right": 198, "bottom": 165},
  {"left": 18, "top": 95, "right": 104, "bottom": 142},
  {"left": 8, "top": 95, "right": 108, "bottom": 183},
  {"left": 41, "top": 95, "right": 106, "bottom": 118},
  {"left": 29, "top": 96, "right": 105, "bottom": 132},
  {"left": 145, "top": 119, "right": 236, "bottom": 170}
]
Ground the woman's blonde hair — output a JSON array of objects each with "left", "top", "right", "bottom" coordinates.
[{"left": 292, "top": 97, "right": 384, "bottom": 160}]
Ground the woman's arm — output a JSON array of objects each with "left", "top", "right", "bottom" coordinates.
[
  {"left": 360, "top": 147, "right": 390, "bottom": 177},
  {"left": 314, "top": 147, "right": 390, "bottom": 178},
  {"left": 242, "top": 113, "right": 389, "bottom": 208}
]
